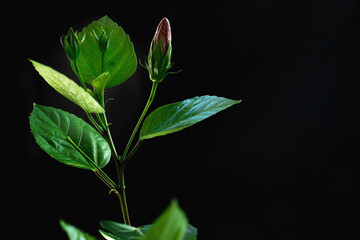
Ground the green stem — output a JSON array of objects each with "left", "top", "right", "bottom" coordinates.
[
  {"left": 97, "top": 90, "right": 122, "bottom": 183},
  {"left": 100, "top": 115, "right": 131, "bottom": 225},
  {"left": 96, "top": 113, "right": 108, "bottom": 130},
  {"left": 94, "top": 170, "right": 116, "bottom": 190},
  {"left": 72, "top": 51, "right": 131, "bottom": 225},
  {"left": 114, "top": 81, "right": 160, "bottom": 224},
  {"left": 101, "top": 52, "right": 105, "bottom": 73},
  {"left": 122, "top": 82, "right": 159, "bottom": 161},
  {"left": 104, "top": 125, "right": 123, "bottom": 185},
  {"left": 72, "top": 60, "right": 87, "bottom": 90},
  {"left": 116, "top": 165, "right": 131, "bottom": 225},
  {"left": 67, "top": 135, "right": 130, "bottom": 224},
  {"left": 126, "top": 139, "right": 142, "bottom": 161},
  {"left": 98, "top": 97, "right": 130, "bottom": 225},
  {"left": 87, "top": 113, "right": 104, "bottom": 133}
]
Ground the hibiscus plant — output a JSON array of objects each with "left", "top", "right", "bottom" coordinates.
[{"left": 29, "top": 16, "right": 240, "bottom": 240}]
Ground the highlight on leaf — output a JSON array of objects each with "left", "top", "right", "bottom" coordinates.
[{"left": 140, "top": 95, "right": 241, "bottom": 140}]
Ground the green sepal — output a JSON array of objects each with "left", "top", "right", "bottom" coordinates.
[
  {"left": 98, "top": 29, "right": 110, "bottom": 53},
  {"left": 145, "top": 39, "right": 175, "bottom": 82}
]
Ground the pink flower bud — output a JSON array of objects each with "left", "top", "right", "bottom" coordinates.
[
  {"left": 152, "top": 18, "right": 171, "bottom": 54},
  {"left": 145, "top": 17, "right": 179, "bottom": 82}
]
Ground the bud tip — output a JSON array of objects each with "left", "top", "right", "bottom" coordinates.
[{"left": 153, "top": 17, "right": 171, "bottom": 53}]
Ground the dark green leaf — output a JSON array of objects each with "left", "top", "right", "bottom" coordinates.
[
  {"left": 77, "top": 16, "right": 137, "bottom": 88},
  {"left": 100, "top": 221, "right": 144, "bottom": 240},
  {"left": 29, "top": 104, "right": 111, "bottom": 170},
  {"left": 140, "top": 95, "right": 241, "bottom": 140},
  {"left": 142, "top": 200, "right": 187, "bottom": 240},
  {"left": 60, "top": 220, "right": 97, "bottom": 240}
]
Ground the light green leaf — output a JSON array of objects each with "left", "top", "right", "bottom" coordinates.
[
  {"left": 29, "top": 104, "right": 111, "bottom": 170},
  {"left": 77, "top": 15, "right": 137, "bottom": 88},
  {"left": 93, "top": 72, "right": 111, "bottom": 94},
  {"left": 141, "top": 200, "right": 188, "bottom": 240},
  {"left": 99, "top": 230, "right": 119, "bottom": 240},
  {"left": 30, "top": 59, "right": 104, "bottom": 113},
  {"left": 140, "top": 95, "right": 241, "bottom": 140},
  {"left": 60, "top": 220, "right": 98, "bottom": 240},
  {"left": 92, "top": 72, "right": 111, "bottom": 103}
]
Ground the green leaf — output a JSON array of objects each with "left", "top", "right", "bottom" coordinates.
[
  {"left": 140, "top": 95, "right": 241, "bottom": 140},
  {"left": 92, "top": 72, "right": 111, "bottom": 94},
  {"left": 98, "top": 221, "right": 197, "bottom": 240},
  {"left": 99, "top": 230, "right": 119, "bottom": 240},
  {"left": 100, "top": 221, "right": 144, "bottom": 240},
  {"left": 99, "top": 202, "right": 197, "bottom": 240},
  {"left": 29, "top": 104, "right": 111, "bottom": 170},
  {"left": 141, "top": 200, "right": 188, "bottom": 240},
  {"left": 60, "top": 220, "right": 98, "bottom": 240},
  {"left": 77, "top": 15, "right": 137, "bottom": 88},
  {"left": 92, "top": 72, "right": 111, "bottom": 103},
  {"left": 140, "top": 224, "right": 197, "bottom": 240},
  {"left": 30, "top": 59, "right": 104, "bottom": 113}
]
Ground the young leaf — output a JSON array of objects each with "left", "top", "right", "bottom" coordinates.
[
  {"left": 93, "top": 72, "right": 111, "bottom": 94},
  {"left": 77, "top": 15, "right": 137, "bottom": 88},
  {"left": 30, "top": 59, "right": 104, "bottom": 113},
  {"left": 140, "top": 95, "right": 241, "bottom": 140},
  {"left": 60, "top": 220, "right": 97, "bottom": 240},
  {"left": 141, "top": 200, "right": 188, "bottom": 240},
  {"left": 92, "top": 72, "right": 111, "bottom": 103},
  {"left": 29, "top": 104, "right": 111, "bottom": 170}
]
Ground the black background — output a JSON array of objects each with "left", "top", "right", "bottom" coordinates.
[{"left": 4, "top": 0, "right": 360, "bottom": 239}]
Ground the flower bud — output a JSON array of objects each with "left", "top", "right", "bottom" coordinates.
[
  {"left": 145, "top": 18, "right": 176, "bottom": 82},
  {"left": 60, "top": 27, "right": 81, "bottom": 61},
  {"left": 95, "top": 29, "right": 109, "bottom": 54},
  {"left": 152, "top": 17, "right": 171, "bottom": 54}
]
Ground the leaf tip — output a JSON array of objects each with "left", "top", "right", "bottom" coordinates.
[
  {"left": 32, "top": 102, "right": 39, "bottom": 110},
  {"left": 59, "top": 219, "right": 69, "bottom": 231},
  {"left": 28, "top": 59, "right": 42, "bottom": 71},
  {"left": 28, "top": 58, "right": 37, "bottom": 66}
]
